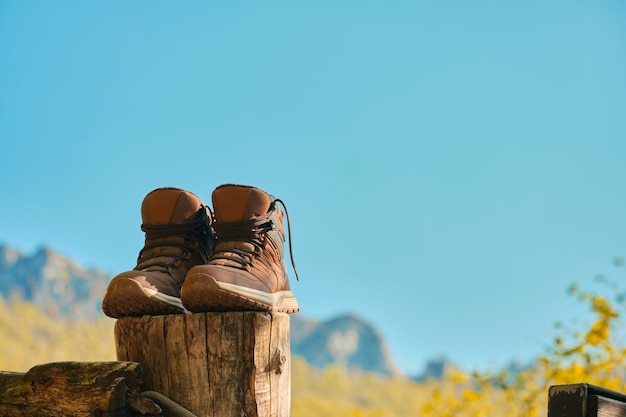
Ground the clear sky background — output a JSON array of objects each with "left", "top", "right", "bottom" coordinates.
[{"left": 1, "top": 1, "right": 625, "bottom": 375}]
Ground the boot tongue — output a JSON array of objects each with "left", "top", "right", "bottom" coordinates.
[
  {"left": 141, "top": 188, "right": 203, "bottom": 225},
  {"left": 212, "top": 185, "right": 271, "bottom": 222}
]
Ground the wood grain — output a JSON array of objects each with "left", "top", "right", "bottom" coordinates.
[
  {"left": 115, "top": 312, "right": 291, "bottom": 417},
  {"left": 0, "top": 361, "right": 150, "bottom": 417}
]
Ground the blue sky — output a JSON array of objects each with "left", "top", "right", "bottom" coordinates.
[{"left": 1, "top": 1, "right": 625, "bottom": 374}]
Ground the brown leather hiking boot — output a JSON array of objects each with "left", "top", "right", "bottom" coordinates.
[
  {"left": 102, "top": 187, "right": 214, "bottom": 318},
  {"left": 181, "top": 184, "right": 299, "bottom": 313}
]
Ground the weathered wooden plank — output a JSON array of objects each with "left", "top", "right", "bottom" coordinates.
[
  {"left": 548, "top": 383, "right": 626, "bottom": 417},
  {"left": 183, "top": 313, "right": 210, "bottom": 413},
  {"left": 115, "top": 311, "right": 291, "bottom": 417},
  {"left": 548, "top": 384, "right": 586, "bottom": 417},
  {"left": 250, "top": 312, "right": 272, "bottom": 417},
  {"left": 272, "top": 313, "right": 291, "bottom": 417},
  {"left": 207, "top": 312, "right": 245, "bottom": 417},
  {"left": 589, "top": 395, "right": 626, "bottom": 417},
  {"left": 0, "top": 361, "right": 145, "bottom": 417},
  {"left": 147, "top": 316, "right": 170, "bottom": 397}
]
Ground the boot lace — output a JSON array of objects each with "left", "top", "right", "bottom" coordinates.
[
  {"left": 136, "top": 206, "right": 214, "bottom": 274},
  {"left": 211, "top": 199, "right": 300, "bottom": 281}
]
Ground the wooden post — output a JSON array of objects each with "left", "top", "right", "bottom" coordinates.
[{"left": 114, "top": 312, "right": 291, "bottom": 417}]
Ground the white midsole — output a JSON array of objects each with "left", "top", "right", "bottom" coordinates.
[
  {"left": 143, "top": 287, "right": 189, "bottom": 313},
  {"left": 215, "top": 281, "right": 295, "bottom": 305}
]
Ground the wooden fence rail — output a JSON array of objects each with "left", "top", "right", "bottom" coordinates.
[
  {"left": 548, "top": 383, "right": 626, "bottom": 417},
  {"left": 0, "top": 361, "right": 171, "bottom": 417}
]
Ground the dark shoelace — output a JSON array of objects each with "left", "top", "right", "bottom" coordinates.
[
  {"left": 275, "top": 199, "right": 300, "bottom": 281},
  {"left": 211, "top": 200, "right": 300, "bottom": 281},
  {"left": 137, "top": 206, "right": 214, "bottom": 271}
]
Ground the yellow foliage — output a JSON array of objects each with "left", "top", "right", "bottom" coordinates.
[
  {"left": 2, "top": 272, "right": 626, "bottom": 417},
  {"left": 0, "top": 297, "right": 116, "bottom": 372},
  {"left": 418, "top": 279, "right": 626, "bottom": 417}
]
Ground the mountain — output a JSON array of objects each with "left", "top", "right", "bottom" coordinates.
[
  {"left": 411, "top": 356, "right": 456, "bottom": 382},
  {"left": 290, "top": 313, "right": 400, "bottom": 377},
  {"left": 0, "top": 243, "right": 401, "bottom": 376},
  {"left": 0, "top": 244, "right": 108, "bottom": 318}
]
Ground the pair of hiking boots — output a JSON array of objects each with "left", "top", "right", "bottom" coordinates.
[{"left": 102, "top": 184, "right": 299, "bottom": 318}]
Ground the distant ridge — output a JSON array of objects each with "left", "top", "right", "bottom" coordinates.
[
  {"left": 0, "top": 244, "right": 108, "bottom": 319},
  {"left": 0, "top": 243, "right": 404, "bottom": 376},
  {"left": 291, "top": 313, "right": 401, "bottom": 377}
]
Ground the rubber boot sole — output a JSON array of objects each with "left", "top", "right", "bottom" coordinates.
[
  {"left": 181, "top": 272, "right": 300, "bottom": 314},
  {"left": 102, "top": 277, "right": 186, "bottom": 318}
]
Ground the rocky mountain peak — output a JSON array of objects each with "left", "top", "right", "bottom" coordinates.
[
  {"left": 0, "top": 245, "right": 23, "bottom": 269},
  {"left": 291, "top": 313, "right": 400, "bottom": 377},
  {"left": 0, "top": 244, "right": 108, "bottom": 318}
]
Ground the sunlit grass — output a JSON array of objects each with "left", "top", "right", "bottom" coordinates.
[
  {"left": 0, "top": 296, "right": 116, "bottom": 372},
  {"left": 2, "top": 274, "right": 626, "bottom": 417}
]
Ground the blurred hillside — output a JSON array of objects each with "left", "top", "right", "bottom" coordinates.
[
  {"left": 1, "top": 243, "right": 448, "bottom": 378},
  {"left": 0, "top": 295, "right": 463, "bottom": 417},
  {"left": 3, "top": 243, "right": 619, "bottom": 417},
  {"left": 0, "top": 244, "right": 107, "bottom": 318}
]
